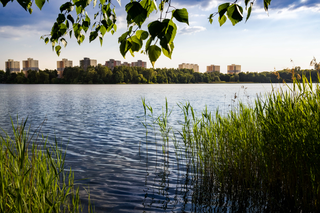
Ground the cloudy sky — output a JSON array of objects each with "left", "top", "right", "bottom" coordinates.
[{"left": 1, "top": 0, "right": 320, "bottom": 73}]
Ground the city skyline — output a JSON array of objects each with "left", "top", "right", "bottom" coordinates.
[{"left": 1, "top": 1, "right": 320, "bottom": 72}]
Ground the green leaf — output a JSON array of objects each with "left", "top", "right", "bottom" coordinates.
[
  {"left": 219, "top": 15, "right": 227, "bottom": 26},
  {"left": 67, "top": 14, "right": 74, "bottom": 24},
  {"left": 17, "top": 0, "right": 32, "bottom": 11},
  {"left": 60, "top": 38, "right": 67, "bottom": 47},
  {"left": 161, "top": 41, "right": 174, "bottom": 59},
  {"left": 148, "top": 20, "right": 164, "bottom": 38},
  {"left": 120, "top": 40, "right": 132, "bottom": 58},
  {"left": 60, "top": 2, "right": 73, "bottom": 12},
  {"left": 57, "top": 14, "right": 66, "bottom": 24},
  {"left": 73, "top": 23, "right": 81, "bottom": 38},
  {"left": 246, "top": 3, "right": 252, "bottom": 22},
  {"left": 129, "top": 35, "right": 142, "bottom": 52},
  {"left": 163, "top": 19, "right": 177, "bottom": 43},
  {"left": 140, "top": 0, "right": 157, "bottom": 17},
  {"left": 99, "top": 37, "right": 103, "bottom": 46},
  {"left": 172, "top": 8, "right": 189, "bottom": 25},
  {"left": 89, "top": 31, "right": 98, "bottom": 42},
  {"left": 145, "top": 36, "right": 153, "bottom": 51},
  {"left": 35, "top": 0, "right": 45, "bottom": 10},
  {"left": 126, "top": 2, "right": 148, "bottom": 28},
  {"left": 100, "top": 25, "right": 107, "bottom": 36},
  {"left": 159, "top": 1, "right": 164, "bottom": 11},
  {"left": 264, "top": 0, "right": 271, "bottom": 12},
  {"left": 1, "top": 0, "right": 11, "bottom": 7},
  {"left": 218, "top": 3, "right": 230, "bottom": 18},
  {"left": 44, "top": 37, "right": 49, "bottom": 44},
  {"left": 148, "top": 45, "right": 161, "bottom": 67},
  {"left": 100, "top": 0, "right": 105, "bottom": 5},
  {"left": 82, "top": 21, "right": 89, "bottom": 32},
  {"left": 245, "top": 0, "right": 250, "bottom": 8},
  {"left": 226, "top": 4, "right": 243, "bottom": 26},
  {"left": 93, "top": 0, "right": 97, "bottom": 8},
  {"left": 136, "top": 30, "right": 149, "bottom": 40},
  {"left": 118, "top": 31, "right": 129, "bottom": 43},
  {"left": 77, "top": 34, "right": 85, "bottom": 45},
  {"left": 55, "top": 45, "right": 61, "bottom": 56}
]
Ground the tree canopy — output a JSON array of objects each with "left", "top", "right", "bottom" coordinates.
[{"left": 0, "top": 0, "right": 272, "bottom": 66}]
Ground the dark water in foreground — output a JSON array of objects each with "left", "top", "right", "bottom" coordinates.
[{"left": 0, "top": 84, "right": 285, "bottom": 212}]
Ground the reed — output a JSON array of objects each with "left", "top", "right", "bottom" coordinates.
[
  {"left": 0, "top": 118, "right": 94, "bottom": 212},
  {"left": 145, "top": 75, "right": 320, "bottom": 211}
]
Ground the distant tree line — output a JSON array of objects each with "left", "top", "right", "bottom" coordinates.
[{"left": 0, "top": 66, "right": 319, "bottom": 84}]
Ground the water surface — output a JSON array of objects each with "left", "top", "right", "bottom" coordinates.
[{"left": 0, "top": 83, "right": 284, "bottom": 212}]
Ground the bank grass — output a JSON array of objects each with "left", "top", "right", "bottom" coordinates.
[
  {"left": 0, "top": 118, "right": 93, "bottom": 212},
  {"left": 145, "top": 75, "right": 320, "bottom": 211}
]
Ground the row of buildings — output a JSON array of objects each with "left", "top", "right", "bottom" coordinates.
[
  {"left": 5, "top": 58, "right": 148, "bottom": 78},
  {"left": 178, "top": 63, "right": 241, "bottom": 74},
  {"left": 6, "top": 58, "right": 241, "bottom": 78}
]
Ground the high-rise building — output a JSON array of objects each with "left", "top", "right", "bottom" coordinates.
[
  {"left": 57, "top": 58, "right": 73, "bottom": 78},
  {"left": 207, "top": 65, "right": 220, "bottom": 73},
  {"left": 105, "top": 59, "right": 121, "bottom": 70},
  {"left": 121, "top": 62, "right": 131, "bottom": 67},
  {"left": 23, "top": 58, "right": 39, "bottom": 77},
  {"left": 23, "top": 58, "right": 39, "bottom": 71},
  {"left": 80, "top": 57, "right": 97, "bottom": 71},
  {"left": 178, "top": 63, "right": 199, "bottom": 73},
  {"left": 227, "top": 64, "right": 241, "bottom": 74},
  {"left": 5, "top": 59, "right": 20, "bottom": 73},
  {"left": 131, "top": 60, "right": 147, "bottom": 68}
]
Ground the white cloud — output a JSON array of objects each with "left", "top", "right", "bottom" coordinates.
[
  {"left": 0, "top": 25, "right": 47, "bottom": 40},
  {"left": 253, "top": 4, "right": 320, "bottom": 20},
  {"left": 179, "top": 26, "right": 206, "bottom": 35}
]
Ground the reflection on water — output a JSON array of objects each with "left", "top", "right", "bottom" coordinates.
[{"left": 0, "top": 84, "right": 287, "bottom": 212}]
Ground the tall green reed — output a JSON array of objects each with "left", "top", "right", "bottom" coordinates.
[
  {"left": 143, "top": 75, "right": 320, "bottom": 211},
  {"left": 0, "top": 118, "right": 94, "bottom": 212}
]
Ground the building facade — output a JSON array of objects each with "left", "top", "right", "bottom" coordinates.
[
  {"left": 80, "top": 57, "right": 97, "bottom": 71},
  {"left": 131, "top": 60, "right": 147, "bottom": 68},
  {"left": 121, "top": 62, "right": 131, "bottom": 67},
  {"left": 227, "top": 64, "right": 241, "bottom": 74},
  {"left": 23, "top": 58, "right": 39, "bottom": 77},
  {"left": 178, "top": 63, "right": 199, "bottom": 73},
  {"left": 207, "top": 65, "right": 220, "bottom": 73},
  {"left": 5, "top": 59, "right": 20, "bottom": 73},
  {"left": 23, "top": 58, "right": 39, "bottom": 71},
  {"left": 105, "top": 59, "right": 121, "bottom": 70},
  {"left": 57, "top": 58, "right": 73, "bottom": 78}
]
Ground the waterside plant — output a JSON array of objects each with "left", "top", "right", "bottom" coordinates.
[
  {"left": 143, "top": 75, "right": 320, "bottom": 211},
  {"left": 0, "top": 119, "right": 93, "bottom": 212}
]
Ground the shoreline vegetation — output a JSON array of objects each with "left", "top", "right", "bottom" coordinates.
[
  {"left": 0, "top": 118, "right": 93, "bottom": 212},
  {"left": 142, "top": 75, "right": 320, "bottom": 211},
  {"left": 1, "top": 65, "right": 319, "bottom": 84}
]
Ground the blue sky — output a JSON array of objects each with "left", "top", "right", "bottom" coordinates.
[{"left": 1, "top": 0, "right": 320, "bottom": 73}]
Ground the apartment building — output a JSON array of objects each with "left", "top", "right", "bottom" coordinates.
[
  {"left": 227, "top": 64, "right": 241, "bottom": 74},
  {"left": 207, "top": 65, "right": 220, "bottom": 73},
  {"left": 5, "top": 59, "right": 20, "bottom": 73},
  {"left": 121, "top": 62, "right": 131, "bottom": 67},
  {"left": 23, "top": 58, "right": 39, "bottom": 71},
  {"left": 57, "top": 58, "right": 73, "bottom": 78},
  {"left": 178, "top": 63, "right": 199, "bottom": 73},
  {"left": 80, "top": 57, "right": 97, "bottom": 71},
  {"left": 22, "top": 58, "right": 39, "bottom": 77},
  {"left": 131, "top": 60, "right": 147, "bottom": 68},
  {"left": 105, "top": 59, "right": 121, "bottom": 70}
]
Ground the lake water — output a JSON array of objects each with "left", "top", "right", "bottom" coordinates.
[{"left": 0, "top": 83, "right": 286, "bottom": 212}]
